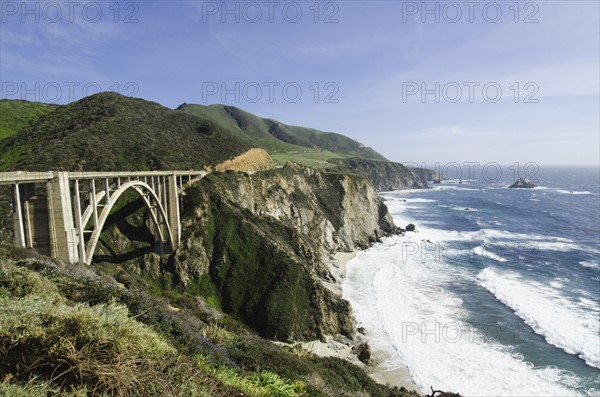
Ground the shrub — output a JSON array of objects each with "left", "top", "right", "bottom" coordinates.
[
  {"left": 0, "top": 295, "right": 172, "bottom": 395},
  {"left": 249, "top": 371, "right": 298, "bottom": 397},
  {"left": 202, "top": 322, "right": 234, "bottom": 346},
  {"left": 0, "top": 378, "right": 89, "bottom": 397}
]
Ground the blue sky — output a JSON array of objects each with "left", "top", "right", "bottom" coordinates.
[{"left": 1, "top": 0, "right": 599, "bottom": 166}]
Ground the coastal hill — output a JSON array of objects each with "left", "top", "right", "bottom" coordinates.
[
  {"left": 0, "top": 93, "right": 439, "bottom": 396},
  {"left": 1, "top": 93, "right": 425, "bottom": 190},
  {"left": 177, "top": 103, "right": 387, "bottom": 166},
  {"left": 0, "top": 93, "right": 258, "bottom": 171}
]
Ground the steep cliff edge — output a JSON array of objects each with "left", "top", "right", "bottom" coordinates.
[
  {"left": 329, "top": 158, "right": 427, "bottom": 191},
  {"left": 172, "top": 163, "right": 395, "bottom": 341}
]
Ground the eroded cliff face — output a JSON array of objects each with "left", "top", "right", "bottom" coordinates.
[
  {"left": 330, "top": 158, "right": 428, "bottom": 191},
  {"left": 173, "top": 163, "right": 395, "bottom": 341}
]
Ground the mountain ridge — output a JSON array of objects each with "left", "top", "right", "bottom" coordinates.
[
  {"left": 177, "top": 103, "right": 389, "bottom": 162},
  {"left": 1, "top": 94, "right": 390, "bottom": 172}
]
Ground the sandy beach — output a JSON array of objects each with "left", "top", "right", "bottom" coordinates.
[
  {"left": 369, "top": 348, "right": 421, "bottom": 393},
  {"left": 307, "top": 250, "right": 422, "bottom": 394}
]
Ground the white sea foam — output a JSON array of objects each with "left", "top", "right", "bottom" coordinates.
[
  {"left": 535, "top": 187, "right": 595, "bottom": 195},
  {"left": 447, "top": 205, "right": 480, "bottom": 212},
  {"left": 477, "top": 229, "right": 599, "bottom": 253},
  {"left": 430, "top": 185, "right": 476, "bottom": 191},
  {"left": 556, "top": 190, "right": 593, "bottom": 195},
  {"left": 382, "top": 202, "right": 597, "bottom": 257},
  {"left": 406, "top": 198, "right": 438, "bottom": 203},
  {"left": 580, "top": 261, "right": 600, "bottom": 269},
  {"left": 343, "top": 236, "right": 583, "bottom": 396},
  {"left": 473, "top": 245, "right": 507, "bottom": 262},
  {"left": 477, "top": 267, "right": 600, "bottom": 369}
]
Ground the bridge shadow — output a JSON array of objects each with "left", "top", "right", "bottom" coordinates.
[
  {"left": 94, "top": 244, "right": 154, "bottom": 264},
  {"left": 93, "top": 197, "right": 156, "bottom": 264}
]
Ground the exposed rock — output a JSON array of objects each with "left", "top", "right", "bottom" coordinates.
[
  {"left": 334, "top": 334, "right": 354, "bottom": 346},
  {"left": 352, "top": 342, "right": 372, "bottom": 365},
  {"left": 405, "top": 223, "right": 416, "bottom": 232},
  {"left": 213, "top": 148, "right": 276, "bottom": 172},
  {"left": 171, "top": 238, "right": 210, "bottom": 286},
  {"left": 509, "top": 177, "right": 537, "bottom": 188},
  {"left": 408, "top": 167, "right": 444, "bottom": 184},
  {"left": 175, "top": 163, "right": 395, "bottom": 341},
  {"left": 329, "top": 158, "right": 427, "bottom": 191}
]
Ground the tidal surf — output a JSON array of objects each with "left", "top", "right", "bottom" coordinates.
[{"left": 343, "top": 166, "right": 600, "bottom": 396}]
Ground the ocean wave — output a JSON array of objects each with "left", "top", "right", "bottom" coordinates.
[
  {"left": 477, "top": 229, "right": 599, "bottom": 253},
  {"left": 430, "top": 185, "right": 477, "bottom": 191},
  {"left": 535, "top": 187, "right": 595, "bottom": 195},
  {"left": 383, "top": 208, "right": 598, "bottom": 257},
  {"left": 473, "top": 245, "right": 507, "bottom": 262},
  {"left": 477, "top": 267, "right": 600, "bottom": 369},
  {"left": 580, "top": 261, "right": 600, "bottom": 269},
  {"left": 343, "top": 239, "right": 583, "bottom": 396},
  {"left": 556, "top": 190, "right": 593, "bottom": 195}
]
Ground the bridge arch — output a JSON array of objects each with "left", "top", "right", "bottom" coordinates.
[{"left": 84, "top": 180, "right": 175, "bottom": 265}]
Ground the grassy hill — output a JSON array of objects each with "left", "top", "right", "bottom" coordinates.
[
  {"left": 178, "top": 104, "right": 388, "bottom": 166},
  {"left": 0, "top": 93, "right": 257, "bottom": 171},
  {"left": 0, "top": 99, "right": 59, "bottom": 140}
]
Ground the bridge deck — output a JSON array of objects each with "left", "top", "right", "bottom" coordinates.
[{"left": 0, "top": 171, "right": 207, "bottom": 185}]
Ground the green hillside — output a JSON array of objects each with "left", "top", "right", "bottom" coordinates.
[
  {"left": 178, "top": 104, "right": 388, "bottom": 165},
  {"left": 0, "top": 93, "right": 257, "bottom": 171},
  {"left": 0, "top": 99, "right": 59, "bottom": 140}
]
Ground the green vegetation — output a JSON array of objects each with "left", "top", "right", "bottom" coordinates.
[
  {"left": 184, "top": 178, "right": 317, "bottom": 340},
  {"left": 0, "top": 99, "right": 59, "bottom": 140},
  {"left": 271, "top": 150, "right": 348, "bottom": 168},
  {"left": 0, "top": 93, "right": 432, "bottom": 396},
  {"left": 0, "top": 255, "right": 419, "bottom": 397},
  {"left": 0, "top": 95, "right": 405, "bottom": 179},
  {"left": 0, "top": 93, "right": 256, "bottom": 171},
  {"left": 178, "top": 104, "right": 388, "bottom": 163}
]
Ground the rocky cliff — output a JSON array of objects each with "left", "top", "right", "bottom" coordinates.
[
  {"left": 172, "top": 163, "right": 395, "bottom": 341},
  {"left": 329, "top": 158, "right": 427, "bottom": 191}
]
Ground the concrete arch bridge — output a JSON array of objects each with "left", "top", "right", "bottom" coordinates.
[{"left": 0, "top": 171, "right": 207, "bottom": 265}]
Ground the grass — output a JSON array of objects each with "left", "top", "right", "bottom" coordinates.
[
  {"left": 0, "top": 99, "right": 59, "bottom": 140},
  {"left": 271, "top": 150, "right": 349, "bottom": 168},
  {"left": 178, "top": 104, "right": 388, "bottom": 162},
  {"left": 0, "top": 263, "right": 173, "bottom": 394}
]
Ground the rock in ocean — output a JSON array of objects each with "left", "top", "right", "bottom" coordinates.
[{"left": 509, "top": 177, "right": 537, "bottom": 188}]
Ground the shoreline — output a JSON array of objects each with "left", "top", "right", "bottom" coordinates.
[
  {"left": 309, "top": 250, "right": 422, "bottom": 394},
  {"left": 369, "top": 347, "right": 421, "bottom": 393}
]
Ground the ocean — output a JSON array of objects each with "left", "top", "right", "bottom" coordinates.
[{"left": 342, "top": 166, "right": 600, "bottom": 396}]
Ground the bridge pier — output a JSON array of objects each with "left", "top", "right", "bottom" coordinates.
[
  {"left": 13, "top": 183, "right": 26, "bottom": 248},
  {"left": 167, "top": 174, "right": 181, "bottom": 248},
  {"left": 47, "top": 172, "right": 79, "bottom": 263}
]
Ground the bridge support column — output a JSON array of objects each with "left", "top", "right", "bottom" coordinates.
[
  {"left": 167, "top": 174, "right": 181, "bottom": 248},
  {"left": 47, "top": 172, "right": 78, "bottom": 263},
  {"left": 13, "top": 183, "right": 26, "bottom": 247}
]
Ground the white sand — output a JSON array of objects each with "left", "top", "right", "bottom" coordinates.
[
  {"left": 311, "top": 250, "right": 422, "bottom": 394},
  {"left": 369, "top": 348, "right": 422, "bottom": 393},
  {"left": 321, "top": 251, "right": 357, "bottom": 296}
]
